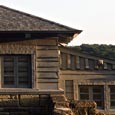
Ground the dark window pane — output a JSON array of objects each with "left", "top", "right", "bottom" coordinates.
[
  {"left": 93, "top": 94, "right": 102, "bottom": 100},
  {"left": 96, "top": 101, "right": 103, "bottom": 107},
  {"left": 3, "top": 55, "right": 31, "bottom": 88},
  {"left": 93, "top": 87, "right": 102, "bottom": 93},
  {"left": 111, "top": 94, "right": 115, "bottom": 100},
  {"left": 79, "top": 87, "right": 89, "bottom": 93},
  {"left": 110, "top": 86, "right": 115, "bottom": 108},
  {"left": 111, "top": 101, "right": 115, "bottom": 107},
  {"left": 110, "top": 86, "right": 115, "bottom": 93},
  {"left": 80, "top": 94, "right": 89, "bottom": 100},
  {"left": 4, "top": 76, "right": 14, "bottom": 84}
]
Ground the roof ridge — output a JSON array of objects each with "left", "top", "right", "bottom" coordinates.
[{"left": 0, "top": 5, "right": 82, "bottom": 33}]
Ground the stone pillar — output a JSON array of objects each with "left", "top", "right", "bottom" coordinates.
[
  {"left": 104, "top": 84, "right": 108, "bottom": 111},
  {"left": 36, "top": 38, "right": 59, "bottom": 90}
]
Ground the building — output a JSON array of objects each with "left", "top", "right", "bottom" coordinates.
[
  {"left": 0, "top": 5, "right": 81, "bottom": 114},
  {"left": 0, "top": 5, "right": 115, "bottom": 115},
  {"left": 59, "top": 46, "right": 115, "bottom": 115}
]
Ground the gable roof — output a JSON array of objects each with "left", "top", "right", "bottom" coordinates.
[{"left": 0, "top": 5, "right": 82, "bottom": 33}]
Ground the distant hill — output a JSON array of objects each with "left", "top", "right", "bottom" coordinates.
[{"left": 67, "top": 44, "right": 115, "bottom": 60}]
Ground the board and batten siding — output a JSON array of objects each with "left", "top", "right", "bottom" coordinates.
[{"left": 0, "top": 38, "right": 59, "bottom": 90}]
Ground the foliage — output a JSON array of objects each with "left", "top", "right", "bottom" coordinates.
[{"left": 67, "top": 44, "right": 115, "bottom": 60}]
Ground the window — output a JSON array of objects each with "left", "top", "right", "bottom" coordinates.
[
  {"left": 110, "top": 86, "right": 115, "bottom": 108},
  {"left": 2, "top": 55, "right": 32, "bottom": 88},
  {"left": 65, "top": 80, "right": 74, "bottom": 100},
  {"left": 79, "top": 85, "right": 104, "bottom": 109}
]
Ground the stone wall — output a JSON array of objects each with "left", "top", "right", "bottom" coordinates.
[
  {"left": 0, "top": 38, "right": 59, "bottom": 90},
  {"left": 59, "top": 46, "right": 115, "bottom": 115},
  {"left": 59, "top": 77, "right": 115, "bottom": 114},
  {"left": 0, "top": 94, "right": 54, "bottom": 115}
]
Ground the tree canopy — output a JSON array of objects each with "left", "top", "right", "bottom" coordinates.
[{"left": 68, "top": 44, "right": 115, "bottom": 60}]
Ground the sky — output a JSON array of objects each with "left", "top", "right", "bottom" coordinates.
[{"left": 0, "top": 0, "right": 115, "bottom": 46}]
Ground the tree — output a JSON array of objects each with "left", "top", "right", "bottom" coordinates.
[{"left": 67, "top": 44, "right": 115, "bottom": 60}]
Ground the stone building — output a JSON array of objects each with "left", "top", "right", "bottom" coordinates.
[
  {"left": 0, "top": 5, "right": 115, "bottom": 115},
  {"left": 0, "top": 5, "right": 81, "bottom": 114},
  {"left": 59, "top": 46, "right": 115, "bottom": 115}
]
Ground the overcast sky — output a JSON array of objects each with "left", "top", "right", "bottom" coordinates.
[{"left": 0, "top": 0, "right": 115, "bottom": 45}]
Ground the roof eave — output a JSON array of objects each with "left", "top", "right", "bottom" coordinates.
[
  {"left": 0, "top": 30, "right": 82, "bottom": 43},
  {"left": 0, "top": 30, "right": 82, "bottom": 34}
]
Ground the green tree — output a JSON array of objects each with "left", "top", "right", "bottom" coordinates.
[{"left": 67, "top": 44, "right": 115, "bottom": 60}]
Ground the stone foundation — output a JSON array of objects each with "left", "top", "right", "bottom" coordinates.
[
  {"left": 0, "top": 94, "right": 54, "bottom": 115},
  {"left": 0, "top": 94, "right": 108, "bottom": 115}
]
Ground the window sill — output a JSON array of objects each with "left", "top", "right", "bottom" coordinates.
[{"left": 0, "top": 88, "right": 64, "bottom": 95}]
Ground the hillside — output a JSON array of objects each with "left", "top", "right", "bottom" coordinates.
[{"left": 67, "top": 44, "right": 115, "bottom": 60}]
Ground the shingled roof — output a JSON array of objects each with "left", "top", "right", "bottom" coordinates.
[{"left": 0, "top": 5, "right": 82, "bottom": 33}]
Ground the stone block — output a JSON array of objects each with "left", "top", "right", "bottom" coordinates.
[
  {"left": 37, "top": 83, "right": 58, "bottom": 90},
  {"left": 0, "top": 99, "right": 18, "bottom": 107},
  {"left": 20, "top": 95, "right": 39, "bottom": 107}
]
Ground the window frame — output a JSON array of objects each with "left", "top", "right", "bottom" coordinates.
[
  {"left": 1, "top": 54, "right": 32, "bottom": 88},
  {"left": 109, "top": 85, "right": 115, "bottom": 109},
  {"left": 79, "top": 85, "right": 104, "bottom": 109},
  {"left": 65, "top": 80, "right": 74, "bottom": 100}
]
